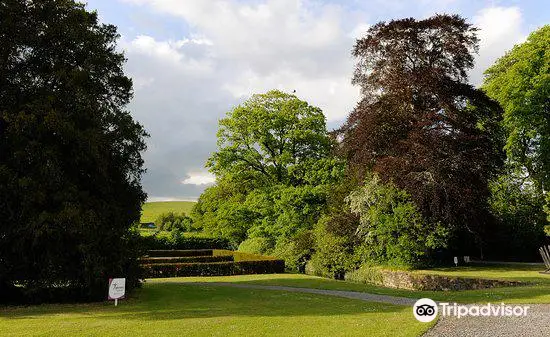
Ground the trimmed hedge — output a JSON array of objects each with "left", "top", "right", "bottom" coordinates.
[
  {"left": 138, "top": 235, "right": 231, "bottom": 250},
  {"left": 146, "top": 249, "right": 213, "bottom": 257},
  {"left": 140, "top": 255, "right": 234, "bottom": 264},
  {"left": 142, "top": 259, "right": 285, "bottom": 278}
]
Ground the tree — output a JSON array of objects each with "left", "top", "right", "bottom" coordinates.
[
  {"left": 0, "top": 0, "right": 147, "bottom": 302},
  {"left": 487, "top": 174, "right": 547, "bottom": 260},
  {"left": 194, "top": 90, "right": 343, "bottom": 257},
  {"left": 207, "top": 90, "right": 335, "bottom": 189},
  {"left": 483, "top": 25, "right": 549, "bottom": 195},
  {"left": 338, "top": 15, "right": 504, "bottom": 254},
  {"left": 155, "top": 212, "right": 194, "bottom": 232}
]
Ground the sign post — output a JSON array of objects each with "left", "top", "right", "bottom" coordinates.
[{"left": 108, "top": 278, "right": 126, "bottom": 306}]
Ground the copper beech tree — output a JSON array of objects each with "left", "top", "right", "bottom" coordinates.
[{"left": 339, "top": 15, "right": 504, "bottom": 254}]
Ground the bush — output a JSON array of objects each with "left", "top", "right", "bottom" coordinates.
[
  {"left": 138, "top": 233, "right": 231, "bottom": 251},
  {"left": 146, "top": 250, "right": 214, "bottom": 257},
  {"left": 142, "top": 259, "right": 284, "bottom": 278},
  {"left": 306, "top": 217, "right": 360, "bottom": 279},
  {"left": 140, "top": 255, "right": 234, "bottom": 264},
  {"left": 238, "top": 237, "right": 273, "bottom": 255},
  {"left": 272, "top": 231, "right": 314, "bottom": 272},
  {"left": 346, "top": 174, "right": 448, "bottom": 268},
  {"left": 155, "top": 212, "right": 195, "bottom": 232}
]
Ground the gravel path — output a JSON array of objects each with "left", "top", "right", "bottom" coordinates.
[
  {"left": 189, "top": 282, "right": 417, "bottom": 306},
  {"left": 183, "top": 282, "right": 549, "bottom": 336},
  {"left": 424, "top": 304, "right": 550, "bottom": 337}
]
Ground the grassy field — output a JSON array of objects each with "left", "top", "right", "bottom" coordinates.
[
  {"left": 0, "top": 281, "right": 431, "bottom": 337},
  {"left": 153, "top": 266, "right": 550, "bottom": 304},
  {"left": 140, "top": 201, "right": 196, "bottom": 223}
]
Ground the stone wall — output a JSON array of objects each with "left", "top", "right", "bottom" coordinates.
[{"left": 344, "top": 266, "right": 524, "bottom": 291}]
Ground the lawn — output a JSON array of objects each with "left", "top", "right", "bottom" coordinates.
[
  {"left": 153, "top": 265, "right": 550, "bottom": 304},
  {"left": 140, "top": 201, "right": 196, "bottom": 223},
  {"left": 0, "top": 281, "right": 430, "bottom": 337}
]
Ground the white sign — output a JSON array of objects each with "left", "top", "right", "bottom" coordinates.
[
  {"left": 108, "top": 278, "right": 126, "bottom": 302},
  {"left": 453, "top": 256, "right": 458, "bottom": 266}
]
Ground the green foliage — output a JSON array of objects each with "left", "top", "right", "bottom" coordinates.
[
  {"left": 207, "top": 90, "right": 335, "bottom": 187},
  {"left": 271, "top": 230, "right": 314, "bottom": 272},
  {"left": 192, "top": 179, "right": 253, "bottom": 245},
  {"left": 141, "top": 250, "right": 285, "bottom": 278},
  {"left": 141, "top": 256, "right": 234, "bottom": 264},
  {"left": 138, "top": 233, "right": 231, "bottom": 251},
  {"left": 306, "top": 217, "right": 362, "bottom": 279},
  {"left": 238, "top": 237, "right": 273, "bottom": 255},
  {"left": 0, "top": 0, "right": 147, "bottom": 302},
  {"left": 488, "top": 174, "right": 548, "bottom": 260},
  {"left": 147, "top": 249, "right": 214, "bottom": 257},
  {"left": 341, "top": 15, "right": 504, "bottom": 254},
  {"left": 155, "top": 211, "right": 194, "bottom": 232},
  {"left": 346, "top": 174, "right": 449, "bottom": 267},
  {"left": 483, "top": 25, "right": 550, "bottom": 193},
  {"left": 194, "top": 91, "right": 343, "bottom": 251},
  {"left": 344, "top": 265, "right": 384, "bottom": 285}
]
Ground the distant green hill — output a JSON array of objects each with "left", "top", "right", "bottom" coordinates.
[{"left": 140, "top": 201, "right": 196, "bottom": 223}]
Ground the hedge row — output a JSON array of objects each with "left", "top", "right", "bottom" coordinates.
[
  {"left": 142, "top": 260, "right": 285, "bottom": 278},
  {"left": 146, "top": 249, "right": 213, "bottom": 257},
  {"left": 140, "top": 255, "right": 234, "bottom": 264},
  {"left": 138, "top": 235, "right": 231, "bottom": 250}
]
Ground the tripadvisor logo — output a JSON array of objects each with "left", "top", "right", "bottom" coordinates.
[
  {"left": 413, "top": 298, "right": 438, "bottom": 322},
  {"left": 413, "top": 298, "right": 530, "bottom": 322}
]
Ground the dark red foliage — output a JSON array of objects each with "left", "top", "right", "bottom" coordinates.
[{"left": 339, "top": 14, "right": 504, "bottom": 245}]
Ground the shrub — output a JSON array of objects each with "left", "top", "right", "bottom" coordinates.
[
  {"left": 306, "top": 217, "right": 361, "bottom": 279},
  {"left": 346, "top": 174, "right": 449, "bottom": 268},
  {"left": 140, "top": 255, "right": 234, "bottom": 264},
  {"left": 344, "top": 265, "right": 384, "bottom": 285},
  {"left": 155, "top": 212, "right": 195, "bottom": 232},
  {"left": 272, "top": 230, "right": 314, "bottom": 272},
  {"left": 138, "top": 233, "right": 231, "bottom": 251},
  {"left": 142, "top": 259, "right": 284, "bottom": 278},
  {"left": 146, "top": 249, "right": 214, "bottom": 257},
  {"left": 238, "top": 237, "right": 273, "bottom": 255}
]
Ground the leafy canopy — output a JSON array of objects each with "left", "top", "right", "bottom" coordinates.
[
  {"left": 483, "top": 25, "right": 550, "bottom": 193},
  {"left": 339, "top": 14, "right": 503, "bottom": 247},
  {"left": 207, "top": 90, "right": 335, "bottom": 188},
  {"left": 195, "top": 90, "right": 343, "bottom": 252},
  {"left": 0, "top": 0, "right": 147, "bottom": 301}
]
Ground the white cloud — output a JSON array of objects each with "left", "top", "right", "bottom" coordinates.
[
  {"left": 121, "top": 0, "right": 363, "bottom": 121},
  {"left": 349, "top": 23, "right": 371, "bottom": 39},
  {"left": 181, "top": 173, "right": 216, "bottom": 185},
  {"left": 470, "top": 6, "right": 525, "bottom": 86},
  {"left": 109, "top": 0, "right": 536, "bottom": 200}
]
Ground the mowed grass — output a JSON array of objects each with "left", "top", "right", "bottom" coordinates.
[
  {"left": 140, "top": 201, "right": 196, "bottom": 223},
  {"left": 154, "top": 266, "right": 550, "bottom": 304},
  {"left": 0, "top": 281, "right": 431, "bottom": 337}
]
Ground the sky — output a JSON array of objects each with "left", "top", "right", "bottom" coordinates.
[{"left": 83, "top": 0, "right": 549, "bottom": 201}]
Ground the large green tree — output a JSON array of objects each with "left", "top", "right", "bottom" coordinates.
[
  {"left": 207, "top": 90, "right": 335, "bottom": 188},
  {"left": 339, "top": 15, "right": 504, "bottom": 256},
  {"left": 483, "top": 25, "right": 549, "bottom": 195},
  {"left": 482, "top": 25, "right": 550, "bottom": 259},
  {"left": 0, "top": 0, "right": 147, "bottom": 302},
  {"left": 194, "top": 91, "right": 343, "bottom": 254}
]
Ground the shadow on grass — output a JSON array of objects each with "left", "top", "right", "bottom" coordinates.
[
  {"left": 175, "top": 275, "right": 550, "bottom": 304},
  {"left": 0, "top": 283, "right": 406, "bottom": 320}
]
